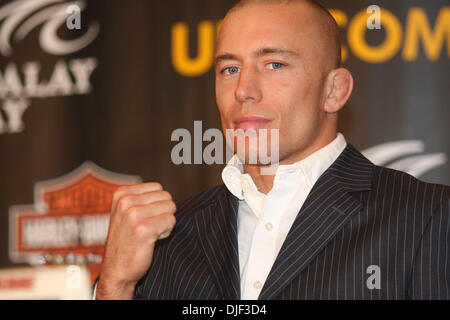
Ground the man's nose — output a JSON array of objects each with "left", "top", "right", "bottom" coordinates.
[{"left": 234, "top": 68, "right": 262, "bottom": 104}]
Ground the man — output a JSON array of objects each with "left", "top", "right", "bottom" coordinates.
[{"left": 96, "top": 0, "right": 449, "bottom": 300}]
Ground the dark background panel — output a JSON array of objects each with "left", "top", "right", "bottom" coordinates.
[{"left": 0, "top": 0, "right": 448, "bottom": 269}]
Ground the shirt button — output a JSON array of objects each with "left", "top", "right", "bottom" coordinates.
[
  {"left": 253, "top": 281, "right": 262, "bottom": 290},
  {"left": 265, "top": 222, "right": 273, "bottom": 231}
]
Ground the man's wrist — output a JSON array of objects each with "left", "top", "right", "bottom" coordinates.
[{"left": 95, "top": 276, "right": 137, "bottom": 300}]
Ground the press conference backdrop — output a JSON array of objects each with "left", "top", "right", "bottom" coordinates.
[{"left": 0, "top": 0, "right": 448, "bottom": 286}]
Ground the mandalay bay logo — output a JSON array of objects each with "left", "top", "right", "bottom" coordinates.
[{"left": 0, "top": 0, "right": 100, "bottom": 134}]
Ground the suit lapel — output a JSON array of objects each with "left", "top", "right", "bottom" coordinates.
[
  {"left": 259, "top": 144, "right": 374, "bottom": 299},
  {"left": 194, "top": 187, "right": 241, "bottom": 299}
]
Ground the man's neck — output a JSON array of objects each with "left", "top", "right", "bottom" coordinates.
[{"left": 243, "top": 164, "right": 275, "bottom": 194}]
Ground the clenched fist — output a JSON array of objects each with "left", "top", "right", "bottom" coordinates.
[{"left": 96, "top": 182, "right": 176, "bottom": 299}]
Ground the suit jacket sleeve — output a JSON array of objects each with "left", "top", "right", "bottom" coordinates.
[{"left": 408, "top": 193, "right": 450, "bottom": 300}]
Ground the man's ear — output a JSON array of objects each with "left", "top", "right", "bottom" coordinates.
[{"left": 324, "top": 68, "right": 354, "bottom": 113}]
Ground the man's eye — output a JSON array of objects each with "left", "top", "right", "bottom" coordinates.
[
  {"left": 267, "top": 62, "right": 284, "bottom": 70},
  {"left": 222, "top": 66, "right": 240, "bottom": 75}
]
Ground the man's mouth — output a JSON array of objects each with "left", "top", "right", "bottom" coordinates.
[{"left": 233, "top": 116, "right": 272, "bottom": 130}]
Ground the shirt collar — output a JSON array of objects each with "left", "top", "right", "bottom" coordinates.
[{"left": 222, "top": 133, "right": 347, "bottom": 200}]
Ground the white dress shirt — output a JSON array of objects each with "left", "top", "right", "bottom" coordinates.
[{"left": 221, "top": 133, "right": 347, "bottom": 300}]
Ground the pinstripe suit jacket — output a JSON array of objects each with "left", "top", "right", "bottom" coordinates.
[{"left": 134, "top": 144, "right": 450, "bottom": 300}]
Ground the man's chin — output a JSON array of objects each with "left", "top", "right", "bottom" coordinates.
[{"left": 235, "top": 151, "right": 280, "bottom": 166}]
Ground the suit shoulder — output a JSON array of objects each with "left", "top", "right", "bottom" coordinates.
[
  {"left": 175, "top": 184, "right": 228, "bottom": 219},
  {"left": 372, "top": 165, "right": 449, "bottom": 208}
]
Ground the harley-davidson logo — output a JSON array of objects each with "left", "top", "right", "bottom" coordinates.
[{"left": 9, "top": 161, "right": 141, "bottom": 285}]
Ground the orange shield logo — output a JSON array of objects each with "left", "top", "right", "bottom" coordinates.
[{"left": 9, "top": 162, "right": 141, "bottom": 285}]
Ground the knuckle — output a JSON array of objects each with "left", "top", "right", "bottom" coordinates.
[
  {"left": 112, "top": 188, "right": 123, "bottom": 200},
  {"left": 112, "top": 190, "right": 124, "bottom": 210},
  {"left": 165, "top": 200, "right": 176, "bottom": 213},
  {"left": 149, "top": 182, "right": 163, "bottom": 190},
  {"left": 113, "top": 186, "right": 130, "bottom": 200},
  {"left": 159, "top": 213, "right": 175, "bottom": 228},
  {"left": 136, "top": 220, "right": 159, "bottom": 242},
  {"left": 117, "top": 195, "right": 134, "bottom": 212},
  {"left": 116, "top": 198, "right": 128, "bottom": 213},
  {"left": 125, "top": 206, "right": 140, "bottom": 225},
  {"left": 115, "top": 185, "right": 128, "bottom": 195},
  {"left": 159, "top": 190, "right": 172, "bottom": 200},
  {"left": 134, "top": 223, "right": 150, "bottom": 239}
]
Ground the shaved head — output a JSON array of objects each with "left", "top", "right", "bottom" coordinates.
[{"left": 226, "top": 0, "right": 341, "bottom": 68}]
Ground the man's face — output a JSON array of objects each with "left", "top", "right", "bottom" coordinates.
[{"left": 215, "top": 4, "right": 333, "bottom": 165}]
